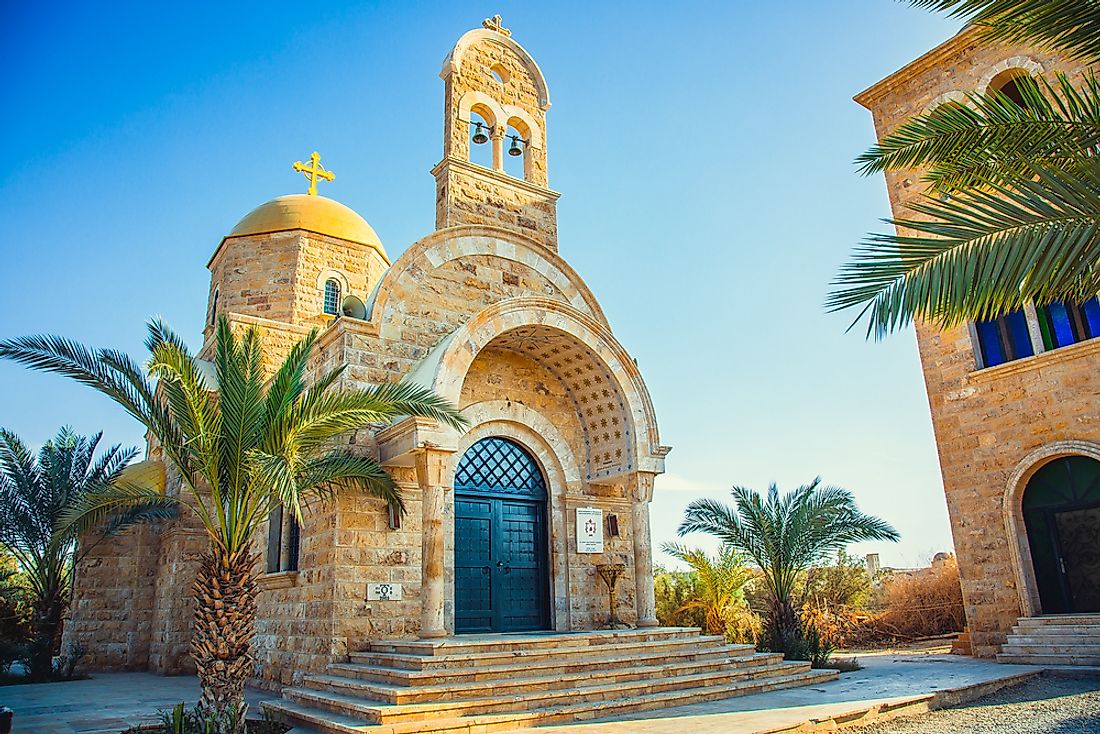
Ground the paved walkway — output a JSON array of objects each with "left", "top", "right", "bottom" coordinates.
[
  {"left": 0, "top": 673, "right": 278, "bottom": 734},
  {"left": 504, "top": 652, "right": 1046, "bottom": 734},
  {"left": 0, "top": 652, "right": 1053, "bottom": 734}
]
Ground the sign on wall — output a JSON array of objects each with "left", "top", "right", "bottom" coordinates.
[
  {"left": 576, "top": 507, "right": 604, "bottom": 553},
  {"left": 366, "top": 582, "right": 403, "bottom": 601}
]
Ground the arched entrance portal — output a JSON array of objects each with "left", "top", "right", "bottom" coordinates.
[
  {"left": 1023, "top": 456, "right": 1100, "bottom": 614},
  {"left": 453, "top": 437, "right": 551, "bottom": 633}
]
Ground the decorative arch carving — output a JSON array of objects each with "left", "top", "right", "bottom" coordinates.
[
  {"left": 442, "top": 29, "right": 551, "bottom": 111},
  {"left": 978, "top": 56, "right": 1045, "bottom": 94},
  {"left": 1003, "top": 440, "right": 1100, "bottom": 615},
  {"left": 446, "top": 401, "right": 576, "bottom": 630},
  {"left": 365, "top": 225, "right": 608, "bottom": 332},
  {"left": 407, "top": 297, "right": 664, "bottom": 481}
]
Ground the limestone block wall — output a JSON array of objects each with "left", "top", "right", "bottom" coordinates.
[
  {"left": 205, "top": 231, "right": 388, "bottom": 342},
  {"left": 253, "top": 504, "right": 338, "bottom": 689},
  {"left": 64, "top": 524, "right": 160, "bottom": 670},
  {"left": 206, "top": 232, "right": 301, "bottom": 331},
  {"left": 434, "top": 159, "right": 559, "bottom": 250},
  {"left": 857, "top": 31, "right": 1096, "bottom": 656},
  {"left": 916, "top": 325, "right": 1100, "bottom": 654}
]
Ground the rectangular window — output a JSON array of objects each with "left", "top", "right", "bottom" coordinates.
[
  {"left": 1037, "top": 298, "right": 1100, "bottom": 351},
  {"left": 975, "top": 308, "right": 1033, "bottom": 368},
  {"left": 266, "top": 506, "right": 300, "bottom": 573}
]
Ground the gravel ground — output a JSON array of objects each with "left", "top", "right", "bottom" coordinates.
[{"left": 846, "top": 675, "right": 1100, "bottom": 733}]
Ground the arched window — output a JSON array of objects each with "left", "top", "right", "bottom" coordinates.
[
  {"left": 323, "top": 278, "right": 341, "bottom": 316},
  {"left": 990, "top": 70, "right": 1033, "bottom": 109},
  {"left": 266, "top": 506, "right": 300, "bottom": 574}
]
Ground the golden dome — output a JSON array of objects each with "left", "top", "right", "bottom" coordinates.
[{"left": 227, "top": 194, "right": 388, "bottom": 261}]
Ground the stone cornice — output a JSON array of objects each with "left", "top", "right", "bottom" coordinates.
[
  {"left": 968, "top": 337, "right": 1100, "bottom": 383},
  {"left": 854, "top": 25, "right": 984, "bottom": 109},
  {"left": 431, "top": 157, "right": 561, "bottom": 201}
]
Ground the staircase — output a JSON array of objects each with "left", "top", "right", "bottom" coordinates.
[
  {"left": 262, "top": 627, "right": 838, "bottom": 733},
  {"left": 997, "top": 614, "right": 1100, "bottom": 666}
]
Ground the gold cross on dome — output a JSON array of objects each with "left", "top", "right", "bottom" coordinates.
[
  {"left": 482, "top": 14, "right": 511, "bottom": 36},
  {"left": 292, "top": 151, "right": 335, "bottom": 196}
]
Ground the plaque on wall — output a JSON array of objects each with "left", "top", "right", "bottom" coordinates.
[
  {"left": 366, "top": 582, "right": 403, "bottom": 601},
  {"left": 576, "top": 507, "right": 604, "bottom": 553}
]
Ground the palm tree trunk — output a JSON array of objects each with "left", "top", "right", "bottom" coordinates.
[
  {"left": 191, "top": 547, "right": 257, "bottom": 733},
  {"left": 766, "top": 596, "right": 804, "bottom": 657},
  {"left": 28, "top": 595, "right": 64, "bottom": 681}
]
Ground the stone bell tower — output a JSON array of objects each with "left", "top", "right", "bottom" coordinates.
[{"left": 433, "top": 15, "right": 560, "bottom": 250}]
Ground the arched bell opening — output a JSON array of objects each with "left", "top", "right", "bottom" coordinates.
[{"left": 1022, "top": 455, "right": 1100, "bottom": 614}]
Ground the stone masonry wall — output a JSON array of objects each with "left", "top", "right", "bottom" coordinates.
[
  {"left": 857, "top": 30, "right": 1097, "bottom": 656},
  {"left": 64, "top": 524, "right": 160, "bottom": 670}
]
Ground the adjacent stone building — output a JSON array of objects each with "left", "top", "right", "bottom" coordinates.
[
  {"left": 66, "top": 19, "right": 671, "bottom": 688},
  {"left": 857, "top": 28, "right": 1100, "bottom": 658}
]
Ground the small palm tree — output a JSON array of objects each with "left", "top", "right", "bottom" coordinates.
[
  {"left": 0, "top": 318, "right": 466, "bottom": 731},
  {"left": 829, "top": 0, "right": 1100, "bottom": 337},
  {"left": 677, "top": 478, "right": 898, "bottom": 657},
  {"left": 0, "top": 427, "right": 172, "bottom": 681},
  {"left": 660, "top": 543, "right": 752, "bottom": 637}
]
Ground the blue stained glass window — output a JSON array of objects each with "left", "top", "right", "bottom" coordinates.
[
  {"left": 1081, "top": 298, "right": 1100, "bottom": 339},
  {"left": 1038, "top": 297, "right": 1100, "bottom": 350},
  {"left": 976, "top": 319, "right": 1006, "bottom": 367},
  {"left": 323, "top": 279, "right": 341, "bottom": 316},
  {"left": 975, "top": 308, "right": 1032, "bottom": 368}
]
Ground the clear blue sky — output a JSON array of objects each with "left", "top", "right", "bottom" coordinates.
[{"left": 0, "top": 2, "right": 961, "bottom": 568}]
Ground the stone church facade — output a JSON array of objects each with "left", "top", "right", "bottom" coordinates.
[
  {"left": 66, "top": 20, "right": 670, "bottom": 688},
  {"left": 858, "top": 28, "right": 1100, "bottom": 659}
]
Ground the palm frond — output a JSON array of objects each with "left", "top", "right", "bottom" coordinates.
[
  {"left": 829, "top": 159, "right": 1100, "bottom": 337},
  {"left": 857, "top": 74, "right": 1100, "bottom": 191},
  {"left": 908, "top": 0, "right": 1100, "bottom": 61},
  {"left": 296, "top": 452, "right": 402, "bottom": 512}
]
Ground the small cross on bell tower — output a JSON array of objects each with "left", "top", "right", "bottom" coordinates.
[
  {"left": 292, "top": 151, "right": 335, "bottom": 196},
  {"left": 482, "top": 14, "right": 511, "bottom": 36}
]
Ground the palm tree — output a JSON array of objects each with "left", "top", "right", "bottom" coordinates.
[
  {"left": 0, "top": 427, "right": 172, "bottom": 681},
  {"left": 828, "top": 0, "right": 1100, "bottom": 338},
  {"left": 677, "top": 478, "right": 898, "bottom": 656},
  {"left": 0, "top": 317, "right": 466, "bottom": 731},
  {"left": 660, "top": 543, "right": 753, "bottom": 637}
]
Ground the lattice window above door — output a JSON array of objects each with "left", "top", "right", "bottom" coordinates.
[{"left": 454, "top": 437, "right": 547, "bottom": 497}]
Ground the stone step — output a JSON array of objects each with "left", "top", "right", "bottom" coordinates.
[
  {"left": 287, "top": 661, "right": 815, "bottom": 723},
  {"left": 1015, "top": 615, "right": 1100, "bottom": 628},
  {"left": 1007, "top": 633, "right": 1100, "bottom": 647},
  {"left": 350, "top": 635, "right": 738, "bottom": 671},
  {"left": 264, "top": 668, "right": 838, "bottom": 734},
  {"left": 367, "top": 627, "right": 701, "bottom": 656},
  {"left": 1010, "top": 624, "right": 1100, "bottom": 637},
  {"left": 997, "top": 652, "right": 1100, "bottom": 666},
  {"left": 333, "top": 645, "right": 765, "bottom": 686},
  {"left": 305, "top": 655, "right": 799, "bottom": 705},
  {"left": 1000, "top": 643, "right": 1100, "bottom": 656}
]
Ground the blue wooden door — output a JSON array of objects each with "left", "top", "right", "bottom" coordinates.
[{"left": 454, "top": 438, "right": 550, "bottom": 633}]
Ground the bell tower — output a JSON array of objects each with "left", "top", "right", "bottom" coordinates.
[{"left": 433, "top": 16, "right": 560, "bottom": 250}]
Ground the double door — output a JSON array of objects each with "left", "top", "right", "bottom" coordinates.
[{"left": 454, "top": 493, "right": 549, "bottom": 633}]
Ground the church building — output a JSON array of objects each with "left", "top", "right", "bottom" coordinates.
[
  {"left": 61, "top": 21, "right": 843, "bottom": 728},
  {"left": 68, "top": 15, "right": 675, "bottom": 679},
  {"left": 857, "top": 27, "right": 1100, "bottom": 663}
]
